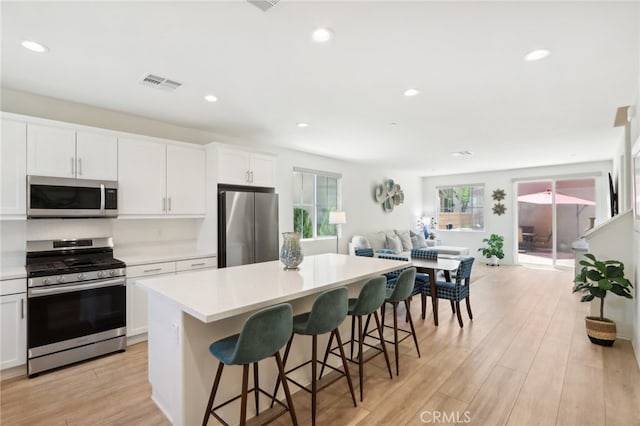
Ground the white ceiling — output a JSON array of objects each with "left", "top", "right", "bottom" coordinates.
[{"left": 2, "top": 1, "right": 639, "bottom": 176}]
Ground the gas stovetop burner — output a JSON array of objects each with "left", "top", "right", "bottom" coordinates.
[{"left": 26, "top": 237, "right": 126, "bottom": 283}]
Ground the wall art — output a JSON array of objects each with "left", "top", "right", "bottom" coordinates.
[{"left": 374, "top": 179, "right": 404, "bottom": 212}]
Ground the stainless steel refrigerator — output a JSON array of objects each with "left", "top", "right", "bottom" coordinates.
[{"left": 218, "top": 189, "right": 279, "bottom": 268}]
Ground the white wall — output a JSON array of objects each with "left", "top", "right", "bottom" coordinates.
[
  {"left": 198, "top": 143, "right": 423, "bottom": 258},
  {"left": 0, "top": 88, "right": 233, "bottom": 146},
  {"left": 632, "top": 5, "right": 640, "bottom": 367},
  {"left": 275, "top": 149, "right": 422, "bottom": 255},
  {"left": 422, "top": 161, "right": 612, "bottom": 265}
]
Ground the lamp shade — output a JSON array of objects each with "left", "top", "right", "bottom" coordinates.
[{"left": 329, "top": 211, "right": 347, "bottom": 225}]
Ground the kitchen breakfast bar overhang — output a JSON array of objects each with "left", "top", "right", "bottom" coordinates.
[{"left": 138, "top": 253, "right": 410, "bottom": 425}]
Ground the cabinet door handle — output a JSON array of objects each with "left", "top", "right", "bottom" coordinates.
[
  {"left": 168, "top": 197, "right": 172, "bottom": 212},
  {"left": 246, "top": 170, "right": 250, "bottom": 182},
  {"left": 78, "top": 158, "right": 82, "bottom": 176},
  {"left": 162, "top": 197, "right": 166, "bottom": 212},
  {"left": 191, "top": 262, "right": 206, "bottom": 267},
  {"left": 71, "top": 157, "right": 75, "bottom": 176},
  {"left": 21, "top": 298, "right": 24, "bottom": 319},
  {"left": 144, "top": 268, "right": 163, "bottom": 273},
  {"left": 249, "top": 171, "right": 254, "bottom": 183}
]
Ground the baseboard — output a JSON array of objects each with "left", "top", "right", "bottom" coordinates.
[
  {"left": 1, "top": 364, "right": 27, "bottom": 381},
  {"left": 126, "top": 333, "right": 148, "bottom": 346},
  {"left": 634, "top": 338, "right": 640, "bottom": 369}
]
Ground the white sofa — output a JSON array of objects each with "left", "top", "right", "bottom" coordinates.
[{"left": 349, "top": 229, "right": 470, "bottom": 258}]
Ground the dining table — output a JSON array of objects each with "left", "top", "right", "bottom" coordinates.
[{"left": 409, "top": 256, "right": 461, "bottom": 326}]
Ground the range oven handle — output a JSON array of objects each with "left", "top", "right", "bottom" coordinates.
[{"left": 28, "top": 278, "right": 126, "bottom": 298}]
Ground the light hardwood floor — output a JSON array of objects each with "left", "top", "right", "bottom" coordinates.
[{"left": 2, "top": 263, "right": 639, "bottom": 426}]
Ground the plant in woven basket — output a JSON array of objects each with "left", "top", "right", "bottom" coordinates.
[{"left": 572, "top": 253, "right": 633, "bottom": 346}]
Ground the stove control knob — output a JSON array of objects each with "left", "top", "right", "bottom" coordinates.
[
  {"left": 97, "top": 271, "right": 105, "bottom": 278},
  {"left": 109, "top": 270, "right": 117, "bottom": 277},
  {"left": 78, "top": 273, "right": 86, "bottom": 280},
  {"left": 56, "top": 276, "right": 65, "bottom": 283},
  {"left": 43, "top": 278, "right": 50, "bottom": 285}
]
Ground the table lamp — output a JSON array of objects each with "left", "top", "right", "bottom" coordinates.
[{"left": 329, "top": 211, "right": 347, "bottom": 253}]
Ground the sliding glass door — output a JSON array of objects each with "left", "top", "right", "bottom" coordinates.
[{"left": 516, "top": 178, "right": 595, "bottom": 268}]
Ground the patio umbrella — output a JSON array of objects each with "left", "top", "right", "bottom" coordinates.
[
  {"left": 518, "top": 189, "right": 595, "bottom": 238},
  {"left": 517, "top": 189, "right": 595, "bottom": 205}
]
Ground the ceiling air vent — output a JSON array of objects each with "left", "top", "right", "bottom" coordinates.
[
  {"left": 248, "top": 0, "right": 279, "bottom": 12},
  {"left": 139, "top": 73, "right": 183, "bottom": 91}
]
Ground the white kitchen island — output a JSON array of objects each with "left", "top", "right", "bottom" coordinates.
[{"left": 137, "top": 253, "right": 409, "bottom": 426}]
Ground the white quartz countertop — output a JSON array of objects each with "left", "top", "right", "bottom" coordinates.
[
  {"left": 114, "top": 242, "right": 216, "bottom": 266},
  {"left": 0, "top": 266, "right": 27, "bottom": 280},
  {"left": 138, "top": 253, "right": 409, "bottom": 323}
]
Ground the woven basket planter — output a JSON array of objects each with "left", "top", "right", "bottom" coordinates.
[{"left": 585, "top": 316, "right": 616, "bottom": 346}]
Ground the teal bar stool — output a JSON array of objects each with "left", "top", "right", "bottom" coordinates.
[
  {"left": 381, "top": 267, "right": 421, "bottom": 376},
  {"left": 321, "top": 275, "right": 393, "bottom": 402},
  {"left": 202, "top": 303, "right": 298, "bottom": 426},
  {"left": 271, "top": 287, "right": 356, "bottom": 426}
]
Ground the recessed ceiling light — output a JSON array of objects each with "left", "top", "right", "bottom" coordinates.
[
  {"left": 311, "top": 28, "right": 333, "bottom": 43},
  {"left": 21, "top": 40, "right": 48, "bottom": 53},
  {"left": 451, "top": 151, "right": 473, "bottom": 157},
  {"left": 403, "top": 88, "right": 420, "bottom": 97},
  {"left": 524, "top": 49, "right": 551, "bottom": 61},
  {"left": 204, "top": 94, "right": 218, "bottom": 102},
  {"left": 297, "top": 122, "right": 309, "bottom": 128}
]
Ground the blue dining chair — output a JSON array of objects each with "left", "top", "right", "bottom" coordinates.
[
  {"left": 423, "top": 257, "right": 475, "bottom": 327},
  {"left": 377, "top": 254, "right": 429, "bottom": 303},
  {"left": 410, "top": 249, "right": 438, "bottom": 319}
]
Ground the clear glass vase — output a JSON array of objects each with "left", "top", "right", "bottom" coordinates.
[{"left": 280, "top": 232, "right": 304, "bottom": 270}]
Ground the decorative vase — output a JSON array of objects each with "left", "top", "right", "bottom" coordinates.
[
  {"left": 585, "top": 316, "right": 616, "bottom": 346},
  {"left": 487, "top": 255, "right": 499, "bottom": 266},
  {"left": 280, "top": 232, "right": 304, "bottom": 270}
]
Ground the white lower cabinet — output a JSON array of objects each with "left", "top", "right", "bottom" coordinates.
[
  {"left": 126, "top": 257, "right": 216, "bottom": 338},
  {"left": 0, "top": 279, "right": 27, "bottom": 370}
]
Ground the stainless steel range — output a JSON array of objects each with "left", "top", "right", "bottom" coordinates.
[{"left": 26, "top": 237, "right": 126, "bottom": 377}]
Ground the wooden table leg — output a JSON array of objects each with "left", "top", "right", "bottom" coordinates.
[{"left": 430, "top": 269, "right": 438, "bottom": 326}]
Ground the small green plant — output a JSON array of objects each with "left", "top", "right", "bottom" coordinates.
[
  {"left": 573, "top": 253, "right": 633, "bottom": 319},
  {"left": 478, "top": 233, "right": 504, "bottom": 259}
]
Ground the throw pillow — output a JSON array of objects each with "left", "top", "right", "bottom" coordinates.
[
  {"left": 351, "top": 235, "right": 371, "bottom": 250},
  {"left": 415, "top": 233, "right": 428, "bottom": 249},
  {"left": 385, "top": 234, "right": 403, "bottom": 254},
  {"left": 410, "top": 235, "right": 420, "bottom": 249},
  {"left": 394, "top": 229, "right": 413, "bottom": 251},
  {"left": 367, "top": 232, "right": 387, "bottom": 252}
]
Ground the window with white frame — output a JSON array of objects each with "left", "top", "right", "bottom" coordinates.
[
  {"left": 292, "top": 168, "right": 341, "bottom": 239},
  {"left": 437, "top": 185, "right": 485, "bottom": 231}
]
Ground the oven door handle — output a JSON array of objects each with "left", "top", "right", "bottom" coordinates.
[{"left": 28, "top": 278, "right": 126, "bottom": 297}]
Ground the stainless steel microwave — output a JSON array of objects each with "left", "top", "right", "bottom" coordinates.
[{"left": 27, "top": 175, "right": 118, "bottom": 218}]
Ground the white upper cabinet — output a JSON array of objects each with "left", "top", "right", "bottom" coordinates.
[
  {"left": 27, "top": 124, "right": 76, "bottom": 178},
  {"left": 119, "top": 138, "right": 206, "bottom": 217},
  {"left": 1, "top": 119, "right": 27, "bottom": 216},
  {"left": 27, "top": 123, "right": 117, "bottom": 180},
  {"left": 75, "top": 131, "right": 118, "bottom": 180},
  {"left": 248, "top": 152, "right": 277, "bottom": 187},
  {"left": 166, "top": 145, "right": 206, "bottom": 215},
  {"left": 118, "top": 138, "right": 166, "bottom": 215},
  {"left": 218, "top": 147, "right": 276, "bottom": 188}
]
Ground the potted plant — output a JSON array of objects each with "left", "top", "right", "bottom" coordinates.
[
  {"left": 572, "top": 253, "right": 633, "bottom": 346},
  {"left": 478, "top": 233, "right": 504, "bottom": 266}
]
